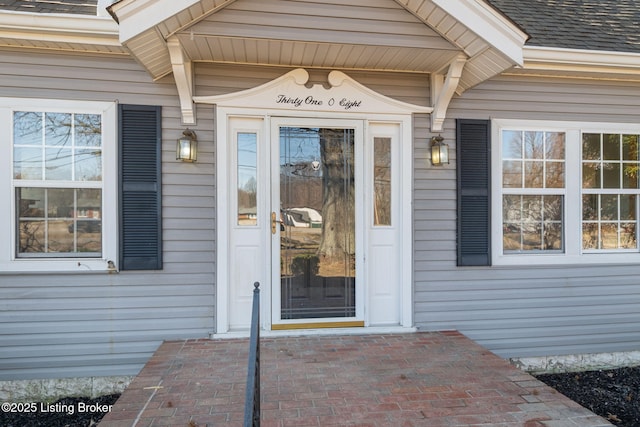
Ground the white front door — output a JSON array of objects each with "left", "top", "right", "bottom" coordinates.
[{"left": 221, "top": 114, "right": 409, "bottom": 332}]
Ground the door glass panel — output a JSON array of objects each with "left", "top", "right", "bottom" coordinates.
[
  {"left": 237, "top": 132, "right": 257, "bottom": 226},
  {"left": 280, "top": 127, "right": 355, "bottom": 319},
  {"left": 373, "top": 137, "right": 391, "bottom": 226}
]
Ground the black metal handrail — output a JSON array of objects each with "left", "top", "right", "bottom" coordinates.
[{"left": 243, "top": 282, "right": 260, "bottom": 427}]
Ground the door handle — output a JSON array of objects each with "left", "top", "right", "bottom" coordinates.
[{"left": 271, "top": 211, "right": 277, "bottom": 235}]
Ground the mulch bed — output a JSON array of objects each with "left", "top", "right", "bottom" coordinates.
[
  {"left": 536, "top": 366, "right": 640, "bottom": 427},
  {"left": 0, "top": 393, "right": 119, "bottom": 427}
]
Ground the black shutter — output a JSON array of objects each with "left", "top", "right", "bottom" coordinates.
[
  {"left": 118, "top": 104, "right": 162, "bottom": 270},
  {"left": 457, "top": 119, "right": 491, "bottom": 266}
]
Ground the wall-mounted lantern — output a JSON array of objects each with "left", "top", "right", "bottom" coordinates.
[
  {"left": 176, "top": 129, "right": 197, "bottom": 162},
  {"left": 430, "top": 135, "right": 449, "bottom": 166}
]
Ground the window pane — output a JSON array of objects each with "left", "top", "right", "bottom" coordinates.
[
  {"left": 546, "top": 132, "right": 565, "bottom": 160},
  {"left": 13, "top": 108, "right": 105, "bottom": 259},
  {"left": 76, "top": 188, "right": 102, "bottom": 253},
  {"left": 522, "top": 224, "right": 541, "bottom": 251},
  {"left": 48, "top": 188, "right": 74, "bottom": 218},
  {"left": 238, "top": 132, "right": 258, "bottom": 226},
  {"left": 623, "top": 163, "right": 639, "bottom": 189},
  {"left": 14, "top": 111, "right": 102, "bottom": 182},
  {"left": 622, "top": 135, "right": 640, "bottom": 188},
  {"left": 602, "top": 163, "right": 621, "bottom": 188},
  {"left": 601, "top": 223, "right": 618, "bottom": 249},
  {"left": 75, "top": 114, "right": 102, "bottom": 147},
  {"left": 18, "top": 219, "right": 45, "bottom": 253},
  {"left": 582, "top": 133, "right": 601, "bottom": 160},
  {"left": 14, "top": 147, "right": 42, "bottom": 180},
  {"left": 501, "top": 129, "right": 565, "bottom": 254},
  {"left": 543, "top": 195, "right": 563, "bottom": 250},
  {"left": 522, "top": 195, "right": 542, "bottom": 222},
  {"left": 45, "top": 147, "right": 73, "bottom": 180},
  {"left": 603, "top": 134, "right": 620, "bottom": 160},
  {"left": 16, "top": 187, "right": 101, "bottom": 257},
  {"left": 373, "top": 137, "right": 391, "bottom": 226},
  {"left": 502, "top": 130, "right": 522, "bottom": 158},
  {"left": 621, "top": 223, "right": 637, "bottom": 249},
  {"left": 544, "top": 223, "right": 563, "bottom": 250},
  {"left": 502, "top": 194, "right": 522, "bottom": 250},
  {"left": 545, "top": 195, "right": 563, "bottom": 221},
  {"left": 503, "top": 194, "right": 521, "bottom": 221},
  {"left": 582, "top": 163, "right": 599, "bottom": 188},
  {"left": 582, "top": 194, "right": 598, "bottom": 221},
  {"left": 48, "top": 219, "right": 75, "bottom": 253},
  {"left": 524, "top": 161, "right": 543, "bottom": 188},
  {"left": 546, "top": 161, "right": 565, "bottom": 188},
  {"left": 45, "top": 113, "right": 72, "bottom": 147},
  {"left": 14, "top": 112, "right": 42, "bottom": 146},
  {"left": 543, "top": 223, "right": 562, "bottom": 251},
  {"left": 17, "top": 188, "right": 45, "bottom": 218},
  {"left": 502, "top": 194, "right": 563, "bottom": 252},
  {"left": 503, "top": 160, "right": 522, "bottom": 188},
  {"left": 503, "top": 130, "right": 565, "bottom": 189},
  {"left": 600, "top": 194, "right": 618, "bottom": 220},
  {"left": 524, "top": 131, "right": 543, "bottom": 159},
  {"left": 582, "top": 193, "right": 638, "bottom": 250},
  {"left": 622, "top": 135, "right": 638, "bottom": 161},
  {"left": 503, "top": 223, "right": 522, "bottom": 251},
  {"left": 584, "top": 133, "right": 640, "bottom": 190},
  {"left": 621, "top": 195, "right": 636, "bottom": 220},
  {"left": 77, "top": 188, "right": 101, "bottom": 218},
  {"left": 16, "top": 187, "right": 46, "bottom": 254},
  {"left": 582, "top": 223, "right": 598, "bottom": 249},
  {"left": 75, "top": 148, "right": 102, "bottom": 181}
]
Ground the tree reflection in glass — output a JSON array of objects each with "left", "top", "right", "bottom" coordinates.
[
  {"left": 280, "top": 127, "right": 355, "bottom": 319},
  {"left": 13, "top": 111, "right": 103, "bottom": 257},
  {"left": 502, "top": 130, "right": 565, "bottom": 252}
]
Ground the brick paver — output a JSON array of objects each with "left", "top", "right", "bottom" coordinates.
[{"left": 99, "top": 332, "right": 612, "bottom": 427}]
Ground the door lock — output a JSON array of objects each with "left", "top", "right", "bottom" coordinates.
[{"left": 271, "top": 211, "right": 277, "bottom": 234}]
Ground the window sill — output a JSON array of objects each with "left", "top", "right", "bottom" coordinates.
[
  {"left": 492, "top": 252, "right": 640, "bottom": 267},
  {"left": 0, "top": 259, "right": 118, "bottom": 274}
]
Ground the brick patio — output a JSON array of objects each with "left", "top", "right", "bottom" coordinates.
[{"left": 99, "top": 331, "right": 612, "bottom": 426}]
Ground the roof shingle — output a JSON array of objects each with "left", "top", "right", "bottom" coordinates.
[
  {"left": 0, "top": 0, "right": 639, "bottom": 54},
  {"left": 0, "top": 0, "right": 97, "bottom": 15},
  {"left": 488, "top": 0, "right": 640, "bottom": 53}
]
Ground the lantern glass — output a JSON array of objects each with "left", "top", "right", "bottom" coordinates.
[
  {"left": 430, "top": 137, "right": 449, "bottom": 166},
  {"left": 176, "top": 131, "right": 197, "bottom": 162}
]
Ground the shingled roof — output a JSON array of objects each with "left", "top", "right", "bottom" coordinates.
[
  {"left": 0, "top": 0, "right": 97, "bottom": 15},
  {"left": 0, "top": 0, "right": 639, "bottom": 54},
  {"left": 488, "top": 0, "right": 640, "bottom": 53}
]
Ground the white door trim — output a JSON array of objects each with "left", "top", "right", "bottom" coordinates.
[
  {"left": 205, "top": 68, "right": 422, "bottom": 334},
  {"left": 215, "top": 108, "right": 414, "bottom": 334}
]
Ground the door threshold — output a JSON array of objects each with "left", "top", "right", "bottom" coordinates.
[
  {"left": 211, "top": 326, "right": 417, "bottom": 339},
  {"left": 271, "top": 321, "right": 364, "bottom": 331},
  {"left": 264, "top": 325, "right": 417, "bottom": 338}
]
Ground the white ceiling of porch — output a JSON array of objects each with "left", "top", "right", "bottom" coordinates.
[
  {"left": 177, "top": 35, "right": 462, "bottom": 73},
  {"left": 174, "top": 0, "right": 463, "bottom": 73}
]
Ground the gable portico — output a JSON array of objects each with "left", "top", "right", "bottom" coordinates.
[{"left": 107, "top": 0, "right": 528, "bottom": 130}]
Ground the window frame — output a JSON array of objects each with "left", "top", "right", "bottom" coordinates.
[
  {"left": 492, "top": 119, "right": 640, "bottom": 266},
  {"left": 0, "top": 98, "right": 117, "bottom": 273}
]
